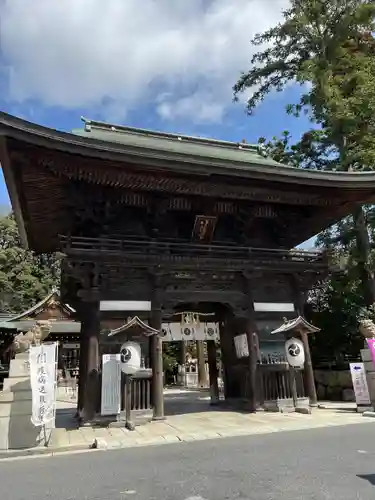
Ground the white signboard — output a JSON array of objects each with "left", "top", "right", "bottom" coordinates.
[
  {"left": 161, "top": 322, "right": 219, "bottom": 341},
  {"left": 101, "top": 354, "right": 121, "bottom": 416},
  {"left": 285, "top": 338, "right": 305, "bottom": 369},
  {"left": 350, "top": 363, "right": 371, "bottom": 406},
  {"left": 29, "top": 343, "right": 58, "bottom": 427},
  {"left": 234, "top": 334, "right": 249, "bottom": 358}
]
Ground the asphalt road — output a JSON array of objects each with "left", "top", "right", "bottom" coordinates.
[{"left": 1, "top": 423, "right": 375, "bottom": 500}]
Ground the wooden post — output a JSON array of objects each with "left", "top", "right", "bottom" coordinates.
[
  {"left": 207, "top": 340, "right": 219, "bottom": 405},
  {"left": 124, "top": 375, "right": 135, "bottom": 431},
  {"left": 150, "top": 280, "right": 165, "bottom": 420},
  {"left": 292, "top": 278, "right": 318, "bottom": 406},
  {"left": 242, "top": 273, "right": 258, "bottom": 413},
  {"left": 178, "top": 341, "right": 186, "bottom": 386},
  {"left": 77, "top": 316, "right": 88, "bottom": 417},
  {"left": 196, "top": 340, "right": 208, "bottom": 387},
  {"left": 80, "top": 294, "right": 101, "bottom": 423},
  {"left": 218, "top": 309, "right": 236, "bottom": 399},
  {"left": 300, "top": 330, "right": 318, "bottom": 406}
]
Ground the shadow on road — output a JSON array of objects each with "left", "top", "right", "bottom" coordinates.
[{"left": 358, "top": 474, "right": 375, "bottom": 486}]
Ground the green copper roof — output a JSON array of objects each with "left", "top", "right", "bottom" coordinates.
[{"left": 72, "top": 117, "right": 285, "bottom": 169}]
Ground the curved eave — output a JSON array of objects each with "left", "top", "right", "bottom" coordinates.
[
  {"left": 271, "top": 316, "right": 320, "bottom": 335},
  {"left": 1, "top": 112, "right": 375, "bottom": 189},
  {"left": 108, "top": 316, "right": 159, "bottom": 337},
  {"left": 7, "top": 288, "right": 75, "bottom": 322}
]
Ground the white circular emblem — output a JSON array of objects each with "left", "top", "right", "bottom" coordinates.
[{"left": 285, "top": 337, "right": 305, "bottom": 369}]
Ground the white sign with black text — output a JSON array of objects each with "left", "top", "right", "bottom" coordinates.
[
  {"left": 101, "top": 354, "right": 121, "bottom": 416},
  {"left": 29, "top": 343, "right": 58, "bottom": 427},
  {"left": 349, "top": 362, "right": 371, "bottom": 407}
]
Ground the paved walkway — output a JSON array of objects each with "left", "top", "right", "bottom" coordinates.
[{"left": 45, "top": 389, "right": 375, "bottom": 453}]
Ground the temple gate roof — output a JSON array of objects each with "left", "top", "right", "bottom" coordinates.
[{"left": 1, "top": 112, "right": 375, "bottom": 252}]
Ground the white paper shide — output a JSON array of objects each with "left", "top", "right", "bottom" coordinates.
[{"left": 29, "top": 343, "right": 58, "bottom": 427}]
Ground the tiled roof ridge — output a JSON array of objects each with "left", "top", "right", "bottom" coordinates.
[{"left": 81, "top": 117, "right": 260, "bottom": 154}]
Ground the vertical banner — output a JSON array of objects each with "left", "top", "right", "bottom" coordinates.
[
  {"left": 366, "top": 338, "right": 375, "bottom": 366},
  {"left": 29, "top": 343, "right": 58, "bottom": 427},
  {"left": 234, "top": 334, "right": 249, "bottom": 358},
  {"left": 349, "top": 362, "right": 371, "bottom": 407},
  {"left": 101, "top": 354, "right": 121, "bottom": 416}
]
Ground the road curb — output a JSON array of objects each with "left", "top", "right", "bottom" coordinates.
[{"left": 0, "top": 443, "right": 92, "bottom": 461}]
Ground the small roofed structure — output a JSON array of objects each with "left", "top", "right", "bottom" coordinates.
[
  {"left": 107, "top": 316, "right": 159, "bottom": 338},
  {"left": 0, "top": 290, "right": 82, "bottom": 377},
  {"left": 272, "top": 315, "right": 320, "bottom": 407},
  {"left": 271, "top": 316, "right": 320, "bottom": 336},
  {"left": 104, "top": 316, "right": 159, "bottom": 368},
  {"left": 2, "top": 289, "right": 81, "bottom": 341}
]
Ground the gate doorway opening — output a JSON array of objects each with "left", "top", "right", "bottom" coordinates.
[{"left": 161, "top": 302, "right": 229, "bottom": 416}]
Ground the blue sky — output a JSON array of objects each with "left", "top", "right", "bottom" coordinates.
[
  {"left": 0, "top": 1, "right": 316, "bottom": 246},
  {"left": 0, "top": 85, "right": 311, "bottom": 202}
]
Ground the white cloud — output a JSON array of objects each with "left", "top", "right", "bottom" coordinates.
[{"left": 0, "top": 0, "right": 288, "bottom": 124}]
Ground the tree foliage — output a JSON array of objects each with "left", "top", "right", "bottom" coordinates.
[
  {"left": 0, "top": 214, "right": 60, "bottom": 313},
  {"left": 234, "top": 0, "right": 375, "bottom": 362},
  {"left": 234, "top": 0, "right": 375, "bottom": 177},
  {"left": 257, "top": 131, "right": 373, "bottom": 363}
]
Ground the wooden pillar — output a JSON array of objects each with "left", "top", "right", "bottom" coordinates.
[
  {"left": 80, "top": 293, "right": 101, "bottom": 423},
  {"left": 300, "top": 330, "right": 318, "bottom": 406},
  {"left": 292, "top": 279, "right": 318, "bottom": 406},
  {"left": 242, "top": 273, "right": 258, "bottom": 413},
  {"left": 150, "top": 281, "right": 164, "bottom": 420},
  {"left": 178, "top": 341, "right": 186, "bottom": 386},
  {"left": 77, "top": 317, "right": 88, "bottom": 416},
  {"left": 196, "top": 340, "right": 208, "bottom": 387},
  {"left": 218, "top": 310, "right": 236, "bottom": 399},
  {"left": 207, "top": 340, "right": 219, "bottom": 404}
]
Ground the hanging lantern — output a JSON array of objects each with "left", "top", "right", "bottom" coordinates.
[{"left": 285, "top": 337, "right": 305, "bottom": 369}]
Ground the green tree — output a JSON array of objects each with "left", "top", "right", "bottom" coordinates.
[
  {"left": 0, "top": 214, "right": 60, "bottom": 313},
  {"left": 234, "top": 0, "right": 375, "bottom": 307},
  {"left": 255, "top": 129, "right": 375, "bottom": 363}
]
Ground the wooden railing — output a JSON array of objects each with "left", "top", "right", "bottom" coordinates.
[
  {"left": 97, "top": 369, "right": 153, "bottom": 417},
  {"left": 59, "top": 234, "right": 329, "bottom": 268},
  {"left": 259, "top": 364, "right": 305, "bottom": 401},
  {"left": 231, "top": 358, "right": 306, "bottom": 411},
  {"left": 121, "top": 369, "right": 153, "bottom": 413}
]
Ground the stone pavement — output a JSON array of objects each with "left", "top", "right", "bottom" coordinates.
[
  {"left": 48, "top": 389, "right": 374, "bottom": 452},
  {"left": 2, "top": 388, "right": 374, "bottom": 459}
]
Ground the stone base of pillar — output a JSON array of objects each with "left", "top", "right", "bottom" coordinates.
[
  {"left": 0, "top": 352, "right": 55, "bottom": 450},
  {"left": 152, "top": 415, "right": 166, "bottom": 421}
]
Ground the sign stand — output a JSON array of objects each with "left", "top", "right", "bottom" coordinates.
[
  {"left": 120, "top": 341, "right": 141, "bottom": 432},
  {"left": 349, "top": 362, "right": 372, "bottom": 412}
]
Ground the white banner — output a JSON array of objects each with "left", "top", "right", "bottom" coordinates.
[
  {"left": 234, "top": 334, "right": 249, "bottom": 358},
  {"left": 101, "top": 354, "right": 121, "bottom": 416},
  {"left": 161, "top": 322, "right": 219, "bottom": 342},
  {"left": 349, "top": 362, "right": 371, "bottom": 406},
  {"left": 29, "top": 343, "right": 58, "bottom": 427}
]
